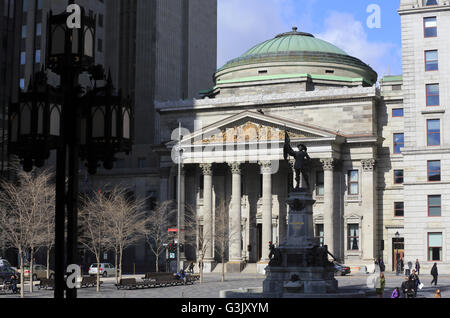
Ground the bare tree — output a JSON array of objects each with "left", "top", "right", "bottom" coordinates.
[
  {"left": 145, "top": 200, "right": 176, "bottom": 273},
  {"left": 0, "top": 167, "right": 54, "bottom": 297},
  {"left": 184, "top": 204, "right": 212, "bottom": 284},
  {"left": 214, "top": 200, "right": 233, "bottom": 283},
  {"left": 79, "top": 190, "right": 112, "bottom": 292},
  {"left": 104, "top": 186, "right": 148, "bottom": 283}
]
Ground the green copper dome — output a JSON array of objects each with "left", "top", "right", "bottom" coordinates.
[
  {"left": 242, "top": 29, "right": 347, "bottom": 58},
  {"left": 216, "top": 27, "right": 377, "bottom": 86}
]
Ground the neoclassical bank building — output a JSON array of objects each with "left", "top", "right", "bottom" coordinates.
[{"left": 155, "top": 1, "right": 450, "bottom": 275}]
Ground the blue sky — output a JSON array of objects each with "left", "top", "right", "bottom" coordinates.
[{"left": 218, "top": 0, "right": 403, "bottom": 79}]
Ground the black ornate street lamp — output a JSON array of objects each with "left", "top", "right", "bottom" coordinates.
[
  {"left": 7, "top": 1, "right": 133, "bottom": 299},
  {"left": 8, "top": 71, "right": 62, "bottom": 172}
]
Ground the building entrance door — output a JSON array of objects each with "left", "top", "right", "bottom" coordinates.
[{"left": 392, "top": 238, "right": 404, "bottom": 272}]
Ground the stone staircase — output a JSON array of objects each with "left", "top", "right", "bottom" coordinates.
[{"left": 241, "top": 263, "right": 258, "bottom": 274}]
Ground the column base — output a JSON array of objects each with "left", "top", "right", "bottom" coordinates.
[
  {"left": 201, "top": 259, "right": 216, "bottom": 273},
  {"left": 257, "top": 261, "right": 269, "bottom": 275},
  {"left": 226, "top": 261, "right": 245, "bottom": 273}
]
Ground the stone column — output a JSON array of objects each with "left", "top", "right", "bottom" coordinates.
[
  {"left": 199, "top": 163, "right": 214, "bottom": 272},
  {"left": 259, "top": 161, "right": 273, "bottom": 266},
  {"left": 361, "top": 158, "right": 377, "bottom": 261},
  {"left": 321, "top": 158, "right": 335, "bottom": 257},
  {"left": 227, "top": 162, "right": 244, "bottom": 272}
]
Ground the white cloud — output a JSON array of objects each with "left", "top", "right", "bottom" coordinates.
[
  {"left": 315, "top": 11, "right": 399, "bottom": 78},
  {"left": 217, "top": 0, "right": 304, "bottom": 68},
  {"left": 217, "top": 2, "right": 401, "bottom": 78}
]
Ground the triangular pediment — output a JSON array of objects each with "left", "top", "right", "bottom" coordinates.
[{"left": 182, "top": 111, "right": 338, "bottom": 145}]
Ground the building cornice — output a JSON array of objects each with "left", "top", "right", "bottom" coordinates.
[
  {"left": 156, "top": 86, "right": 380, "bottom": 113},
  {"left": 399, "top": 4, "right": 450, "bottom": 15}
]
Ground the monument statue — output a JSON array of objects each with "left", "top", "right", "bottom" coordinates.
[{"left": 283, "top": 130, "right": 312, "bottom": 189}]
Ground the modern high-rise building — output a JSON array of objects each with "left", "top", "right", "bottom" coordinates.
[{"left": 86, "top": 0, "right": 218, "bottom": 272}]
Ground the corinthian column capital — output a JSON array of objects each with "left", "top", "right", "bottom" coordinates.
[
  {"left": 320, "top": 158, "right": 335, "bottom": 171},
  {"left": 259, "top": 161, "right": 272, "bottom": 174},
  {"left": 361, "top": 158, "right": 376, "bottom": 172},
  {"left": 228, "top": 162, "right": 242, "bottom": 175},
  {"left": 200, "top": 163, "right": 212, "bottom": 176}
]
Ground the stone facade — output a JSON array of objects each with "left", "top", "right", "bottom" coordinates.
[{"left": 399, "top": 0, "right": 450, "bottom": 273}]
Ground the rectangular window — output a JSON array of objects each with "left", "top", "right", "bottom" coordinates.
[
  {"left": 138, "top": 158, "right": 146, "bottom": 168},
  {"left": 428, "top": 160, "right": 441, "bottom": 182},
  {"left": 392, "top": 108, "right": 404, "bottom": 117},
  {"left": 315, "top": 224, "right": 324, "bottom": 247},
  {"left": 424, "top": 17, "right": 437, "bottom": 37},
  {"left": 36, "top": 23, "right": 41, "bottom": 36},
  {"left": 316, "top": 171, "right": 324, "bottom": 196},
  {"left": 425, "top": 50, "right": 438, "bottom": 71},
  {"left": 428, "top": 195, "right": 441, "bottom": 217},
  {"left": 35, "top": 49, "right": 40, "bottom": 63},
  {"left": 348, "top": 170, "right": 359, "bottom": 195},
  {"left": 20, "top": 51, "right": 26, "bottom": 65},
  {"left": 19, "top": 78, "right": 25, "bottom": 90},
  {"left": 428, "top": 233, "right": 442, "bottom": 261},
  {"left": 21, "top": 25, "right": 27, "bottom": 38},
  {"left": 393, "top": 133, "right": 404, "bottom": 154},
  {"left": 427, "top": 119, "right": 440, "bottom": 146},
  {"left": 394, "top": 170, "right": 404, "bottom": 184},
  {"left": 394, "top": 202, "right": 404, "bottom": 217},
  {"left": 347, "top": 224, "right": 359, "bottom": 250},
  {"left": 426, "top": 84, "right": 440, "bottom": 106}
]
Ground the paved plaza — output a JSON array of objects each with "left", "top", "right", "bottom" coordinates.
[{"left": 1, "top": 272, "right": 449, "bottom": 299}]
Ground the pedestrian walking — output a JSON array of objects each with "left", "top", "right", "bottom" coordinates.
[
  {"left": 391, "top": 287, "right": 400, "bottom": 299},
  {"left": 376, "top": 272, "right": 385, "bottom": 298},
  {"left": 379, "top": 259, "right": 385, "bottom": 273},
  {"left": 409, "top": 269, "right": 421, "bottom": 297},
  {"left": 401, "top": 276, "right": 409, "bottom": 298},
  {"left": 431, "top": 263, "right": 438, "bottom": 286},
  {"left": 415, "top": 259, "right": 420, "bottom": 275},
  {"left": 434, "top": 289, "right": 441, "bottom": 298},
  {"left": 188, "top": 261, "right": 194, "bottom": 274}
]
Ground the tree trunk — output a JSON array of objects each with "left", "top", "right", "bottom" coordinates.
[
  {"left": 19, "top": 248, "right": 24, "bottom": 298},
  {"left": 29, "top": 248, "right": 34, "bottom": 293},
  {"left": 119, "top": 246, "right": 123, "bottom": 281},
  {"left": 199, "top": 256, "right": 203, "bottom": 284},
  {"left": 114, "top": 248, "right": 118, "bottom": 284},
  {"left": 96, "top": 256, "right": 100, "bottom": 292},
  {"left": 221, "top": 252, "right": 225, "bottom": 282},
  {"left": 155, "top": 251, "right": 159, "bottom": 273},
  {"left": 46, "top": 247, "right": 50, "bottom": 279}
]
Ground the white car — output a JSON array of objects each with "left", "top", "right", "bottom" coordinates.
[{"left": 88, "top": 263, "right": 115, "bottom": 277}]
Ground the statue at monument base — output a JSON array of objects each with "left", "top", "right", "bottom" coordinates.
[{"left": 262, "top": 188, "right": 338, "bottom": 297}]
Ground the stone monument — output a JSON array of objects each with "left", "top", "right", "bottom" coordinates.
[{"left": 262, "top": 132, "right": 338, "bottom": 297}]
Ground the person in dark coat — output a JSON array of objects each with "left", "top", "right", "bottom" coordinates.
[
  {"left": 8, "top": 274, "right": 18, "bottom": 294},
  {"left": 415, "top": 259, "right": 420, "bottom": 275},
  {"left": 431, "top": 263, "right": 438, "bottom": 286},
  {"left": 409, "top": 269, "right": 421, "bottom": 297},
  {"left": 379, "top": 259, "right": 385, "bottom": 273},
  {"left": 401, "top": 276, "right": 413, "bottom": 298}
]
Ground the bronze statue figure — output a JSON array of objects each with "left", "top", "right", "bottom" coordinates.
[{"left": 283, "top": 130, "right": 312, "bottom": 189}]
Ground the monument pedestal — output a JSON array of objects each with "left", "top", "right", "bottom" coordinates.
[{"left": 263, "top": 189, "right": 338, "bottom": 297}]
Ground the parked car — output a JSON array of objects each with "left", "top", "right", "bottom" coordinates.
[
  {"left": 88, "top": 263, "right": 115, "bottom": 277},
  {"left": 0, "top": 266, "right": 20, "bottom": 284},
  {"left": 0, "top": 259, "right": 12, "bottom": 268},
  {"left": 22, "top": 264, "right": 55, "bottom": 281},
  {"left": 333, "top": 262, "right": 351, "bottom": 276}
]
